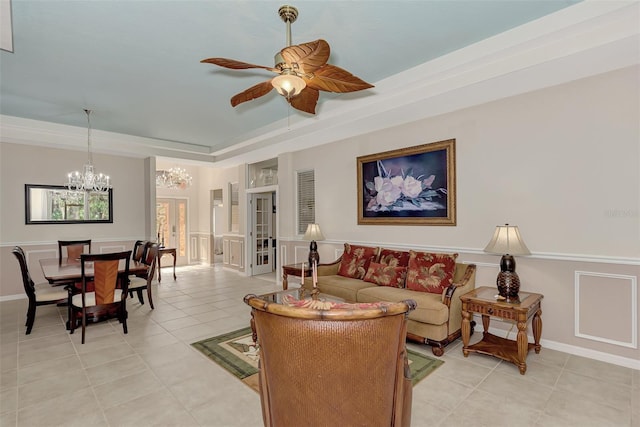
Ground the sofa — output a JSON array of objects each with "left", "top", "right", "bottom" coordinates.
[{"left": 302, "top": 243, "right": 476, "bottom": 356}]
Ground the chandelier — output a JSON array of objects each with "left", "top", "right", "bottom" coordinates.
[
  {"left": 66, "top": 110, "right": 111, "bottom": 193},
  {"left": 156, "top": 167, "right": 193, "bottom": 189}
]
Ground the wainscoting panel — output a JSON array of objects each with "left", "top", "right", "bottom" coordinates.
[
  {"left": 199, "top": 236, "right": 209, "bottom": 263},
  {"left": 223, "top": 239, "right": 230, "bottom": 265},
  {"left": 100, "top": 245, "right": 126, "bottom": 254},
  {"left": 575, "top": 271, "right": 637, "bottom": 349},
  {"left": 24, "top": 249, "right": 57, "bottom": 285},
  {"left": 294, "top": 245, "right": 309, "bottom": 265}
]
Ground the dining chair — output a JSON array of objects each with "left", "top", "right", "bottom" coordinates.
[
  {"left": 58, "top": 239, "right": 92, "bottom": 263},
  {"left": 12, "top": 246, "right": 68, "bottom": 335},
  {"left": 244, "top": 294, "right": 416, "bottom": 427},
  {"left": 128, "top": 243, "right": 158, "bottom": 309},
  {"left": 70, "top": 250, "right": 132, "bottom": 344},
  {"left": 132, "top": 240, "right": 149, "bottom": 263}
]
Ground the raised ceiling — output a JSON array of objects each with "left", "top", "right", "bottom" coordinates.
[{"left": 2, "top": 0, "right": 632, "bottom": 166}]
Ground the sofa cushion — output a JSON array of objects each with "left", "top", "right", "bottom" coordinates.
[
  {"left": 316, "top": 275, "right": 378, "bottom": 302},
  {"left": 357, "top": 286, "right": 449, "bottom": 325},
  {"left": 378, "top": 249, "right": 410, "bottom": 267},
  {"left": 337, "top": 243, "right": 380, "bottom": 279},
  {"left": 363, "top": 262, "right": 406, "bottom": 288},
  {"left": 405, "top": 251, "right": 458, "bottom": 295}
]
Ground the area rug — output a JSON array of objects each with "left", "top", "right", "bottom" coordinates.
[{"left": 192, "top": 326, "right": 443, "bottom": 393}]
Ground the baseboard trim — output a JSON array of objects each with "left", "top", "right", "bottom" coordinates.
[{"left": 486, "top": 325, "right": 640, "bottom": 371}]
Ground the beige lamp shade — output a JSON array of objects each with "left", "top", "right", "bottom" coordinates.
[
  {"left": 484, "top": 224, "right": 530, "bottom": 256},
  {"left": 271, "top": 73, "right": 306, "bottom": 98},
  {"left": 303, "top": 224, "right": 325, "bottom": 242}
]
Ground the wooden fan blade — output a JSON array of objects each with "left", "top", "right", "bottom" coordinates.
[
  {"left": 288, "top": 87, "right": 319, "bottom": 115},
  {"left": 201, "top": 57, "right": 277, "bottom": 72},
  {"left": 230, "top": 80, "right": 274, "bottom": 107},
  {"left": 305, "top": 64, "right": 374, "bottom": 93},
  {"left": 280, "top": 39, "right": 330, "bottom": 74}
]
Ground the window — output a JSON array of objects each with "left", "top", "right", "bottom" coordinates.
[
  {"left": 229, "top": 182, "right": 239, "bottom": 232},
  {"left": 297, "top": 170, "right": 315, "bottom": 234}
]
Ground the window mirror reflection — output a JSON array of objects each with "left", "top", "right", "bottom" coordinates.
[{"left": 25, "top": 184, "right": 113, "bottom": 224}]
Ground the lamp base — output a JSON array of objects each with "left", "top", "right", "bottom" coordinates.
[
  {"left": 497, "top": 255, "right": 520, "bottom": 301},
  {"left": 497, "top": 271, "right": 521, "bottom": 302},
  {"left": 308, "top": 240, "right": 319, "bottom": 266}
]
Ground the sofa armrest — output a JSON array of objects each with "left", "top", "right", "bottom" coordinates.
[
  {"left": 442, "top": 264, "right": 476, "bottom": 335},
  {"left": 317, "top": 257, "right": 342, "bottom": 276},
  {"left": 443, "top": 263, "right": 477, "bottom": 306}
]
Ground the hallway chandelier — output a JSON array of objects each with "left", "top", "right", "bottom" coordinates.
[
  {"left": 66, "top": 109, "right": 111, "bottom": 193},
  {"left": 156, "top": 167, "right": 193, "bottom": 190}
]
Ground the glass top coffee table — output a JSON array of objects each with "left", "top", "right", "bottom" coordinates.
[{"left": 259, "top": 288, "right": 346, "bottom": 304}]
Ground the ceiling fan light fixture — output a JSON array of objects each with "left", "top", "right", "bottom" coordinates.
[{"left": 271, "top": 72, "right": 306, "bottom": 99}]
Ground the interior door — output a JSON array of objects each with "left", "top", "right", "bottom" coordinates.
[
  {"left": 156, "top": 198, "right": 188, "bottom": 265},
  {"left": 251, "top": 193, "right": 273, "bottom": 275}
]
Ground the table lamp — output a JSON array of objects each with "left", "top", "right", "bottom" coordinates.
[
  {"left": 484, "top": 224, "right": 530, "bottom": 301},
  {"left": 303, "top": 223, "right": 325, "bottom": 266}
]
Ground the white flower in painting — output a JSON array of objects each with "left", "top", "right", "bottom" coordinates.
[
  {"left": 374, "top": 176, "right": 402, "bottom": 206},
  {"left": 401, "top": 176, "right": 423, "bottom": 198}
]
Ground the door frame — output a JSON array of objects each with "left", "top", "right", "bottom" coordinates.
[
  {"left": 156, "top": 197, "right": 190, "bottom": 265},
  {"left": 245, "top": 185, "right": 278, "bottom": 279}
]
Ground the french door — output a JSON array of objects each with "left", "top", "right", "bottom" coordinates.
[
  {"left": 156, "top": 198, "right": 188, "bottom": 265},
  {"left": 251, "top": 193, "right": 273, "bottom": 275}
]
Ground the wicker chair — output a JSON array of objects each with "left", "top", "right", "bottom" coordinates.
[{"left": 244, "top": 294, "right": 416, "bottom": 427}]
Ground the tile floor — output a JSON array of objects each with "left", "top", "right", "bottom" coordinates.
[{"left": 0, "top": 264, "right": 638, "bottom": 427}]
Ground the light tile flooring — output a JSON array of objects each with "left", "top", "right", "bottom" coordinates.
[{"left": 1, "top": 264, "right": 638, "bottom": 427}]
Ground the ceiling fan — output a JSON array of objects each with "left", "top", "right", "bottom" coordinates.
[{"left": 201, "top": 5, "right": 374, "bottom": 115}]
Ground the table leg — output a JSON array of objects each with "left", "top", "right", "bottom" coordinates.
[
  {"left": 157, "top": 255, "right": 162, "bottom": 282},
  {"left": 482, "top": 314, "right": 490, "bottom": 336},
  {"left": 171, "top": 251, "right": 177, "bottom": 280},
  {"left": 516, "top": 320, "right": 528, "bottom": 375},
  {"left": 533, "top": 307, "right": 542, "bottom": 353},
  {"left": 461, "top": 309, "right": 471, "bottom": 356}
]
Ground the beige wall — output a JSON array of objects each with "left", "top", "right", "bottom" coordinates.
[
  {"left": 277, "top": 66, "right": 639, "bottom": 366},
  {"left": 0, "top": 142, "right": 149, "bottom": 296}
]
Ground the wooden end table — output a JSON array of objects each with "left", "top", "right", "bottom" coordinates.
[
  {"left": 460, "top": 286, "right": 543, "bottom": 375},
  {"left": 157, "top": 247, "right": 177, "bottom": 282},
  {"left": 281, "top": 263, "right": 311, "bottom": 290}
]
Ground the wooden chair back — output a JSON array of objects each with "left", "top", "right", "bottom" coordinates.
[
  {"left": 244, "top": 295, "right": 416, "bottom": 427},
  {"left": 71, "top": 251, "right": 131, "bottom": 343},
  {"left": 11, "top": 246, "right": 35, "bottom": 302},
  {"left": 132, "top": 240, "right": 149, "bottom": 262},
  {"left": 58, "top": 239, "right": 92, "bottom": 262}
]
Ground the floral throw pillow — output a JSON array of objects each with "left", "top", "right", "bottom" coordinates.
[
  {"left": 363, "top": 262, "right": 406, "bottom": 288},
  {"left": 405, "top": 251, "right": 458, "bottom": 294},
  {"left": 337, "top": 243, "right": 380, "bottom": 279},
  {"left": 378, "top": 249, "right": 411, "bottom": 267}
]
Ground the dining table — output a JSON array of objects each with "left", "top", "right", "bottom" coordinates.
[
  {"left": 39, "top": 257, "right": 149, "bottom": 330},
  {"left": 40, "top": 257, "right": 148, "bottom": 284}
]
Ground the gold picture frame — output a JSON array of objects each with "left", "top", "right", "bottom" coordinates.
[{"left": 357, "top": 139, "right": 456, "bottom": 226}]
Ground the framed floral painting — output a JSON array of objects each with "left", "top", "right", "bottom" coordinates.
[{"left": 357, "top": 139, "right": 456, "bottom": 225}]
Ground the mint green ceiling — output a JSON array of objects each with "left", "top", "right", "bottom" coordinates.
[{"left": 0, "top": 0, "right": 579, "bottom": 155}]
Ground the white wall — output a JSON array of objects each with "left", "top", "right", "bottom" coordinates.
[
  {"left": 0, "top": 142, "right": 149, "bottom": 296},
  {"left": 286, "top": 66, "right": 639, "bottom": 259},
  {"left": 0, "top": 143, "right": 147, "bottom": 243},
  {"left": 277, "top": 65, "right": 639, "bottom": 366}
]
